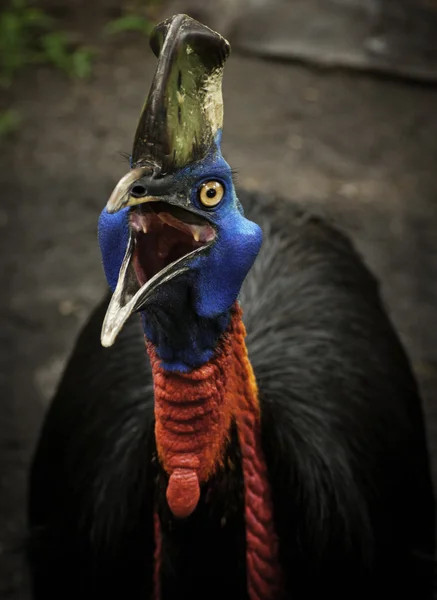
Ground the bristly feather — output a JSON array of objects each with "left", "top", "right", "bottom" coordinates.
[
  {"left": 230, "top": 167, "right": 240, "bottom": 183},
  {"left": 27, "top": 189, "right": 435, "bottom": 599},
  {"left": 118, "top": 151, "right": 132, "bottom": 164}
]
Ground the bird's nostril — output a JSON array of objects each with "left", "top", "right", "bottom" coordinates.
[{"left": 130, "top": 185, "right": 148, "bottom": 198}]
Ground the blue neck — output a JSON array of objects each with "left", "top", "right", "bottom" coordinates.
[{"left": 140, "top": 274, "right": 231, "bottom": 372}]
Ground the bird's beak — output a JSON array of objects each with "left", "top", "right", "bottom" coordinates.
[
  {"left": 100, "top": 183, "right": 216, "bottom": 348},
  {"left": 105, "top": 167, "right": 158, "bottom": 213}
]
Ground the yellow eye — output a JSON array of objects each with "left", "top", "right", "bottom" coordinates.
[{"left": 198, "top": 181, "right": 224, "bottom": 207}]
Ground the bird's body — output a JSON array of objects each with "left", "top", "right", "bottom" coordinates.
[
  {"left": 27, "top": 14, "right": 435, "bottom": 600},
  {"left": 28, "top": 192, "right": 434, "bottom": 599}
]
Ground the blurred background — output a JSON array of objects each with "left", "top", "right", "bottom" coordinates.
[{"left": 1, "top": 0, "right": 437, "bottom": 597}]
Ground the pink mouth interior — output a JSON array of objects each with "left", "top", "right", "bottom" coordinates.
[{"left": 130, "top": 202, "right": 216, "bottom": 286}]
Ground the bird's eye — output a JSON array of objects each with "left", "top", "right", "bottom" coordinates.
[{"left": 198, "top": 181, "right": 224, "bottom": 207}]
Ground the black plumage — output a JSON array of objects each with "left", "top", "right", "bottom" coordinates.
[{"left": 28, "top": 190, "right": 435, "bottom": 599}]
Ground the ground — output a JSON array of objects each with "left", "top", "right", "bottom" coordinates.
[{"left": 1, "top": 2, "right": 437, "bottom": 598}]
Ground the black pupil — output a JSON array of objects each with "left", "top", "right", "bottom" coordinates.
[{"left": 206, "top": 187, "right": 217, "bottom": 199}]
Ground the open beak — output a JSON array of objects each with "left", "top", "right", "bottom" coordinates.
[
  {"left": 101, "top": 13, "right": 230, "bottom": 347},
  {"left": 101, "top": 187, "right": 216, "bottom": 348}
]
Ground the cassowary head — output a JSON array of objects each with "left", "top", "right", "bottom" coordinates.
[{"left": 98, "top": 14, "right": 262, "bottom": 372}]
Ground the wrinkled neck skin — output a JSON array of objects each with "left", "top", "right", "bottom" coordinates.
[{"left": 144, "top": 296, "right": 284, "bottom": 600}]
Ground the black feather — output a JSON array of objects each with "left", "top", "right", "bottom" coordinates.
[{"left": 27, "top": 190, "right": 435, "bottom": 599}]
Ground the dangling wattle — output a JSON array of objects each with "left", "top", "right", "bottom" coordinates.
[
  {"left": 148, "top": 304, "right": 284, "bottom": 600},
  {"left": 147, "top": 317, "right": 235, "bottom": 518}
]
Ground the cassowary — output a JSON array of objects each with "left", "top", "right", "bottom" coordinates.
[{"left": 27, "top": 14, "right": 435, "bottom": 600}]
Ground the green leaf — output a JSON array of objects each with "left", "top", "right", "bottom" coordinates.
[
  {"left": 0, "top": 11, "right": 32, "bottom": 85},
  {"left": 39, "top": 31, "right": 72, "bottom": 73},
  {"left": 23, "top": 8, "right": 54, "bottom": 29},
  {"left": 0, "top": 0, "right": 93, "bottom": 84},
  {"left": 104, "top": 15, "right": 154, "bottom": 36},
  {"left": 0, "top": 109, "right": 21, "bottom": 139},
  {"left": 71, "top": 48, "right": 93, "bottom": 79},
  {"left": 11, "top": 0, "right": 27, "bottom": 10}
]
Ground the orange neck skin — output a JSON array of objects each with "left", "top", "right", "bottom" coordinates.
[{"left": 147, "top": 303, "right": 284, "bottom": 600}]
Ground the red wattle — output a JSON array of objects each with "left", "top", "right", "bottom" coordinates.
[
  {"left": 166, "top": 468, "right": 200, "bottom": 518},
  {"left": 147, "top": 331, "right": 235, "bottom": 518},
  {"left": 149, "top": 304, "right": 284, "bottom": 599}
]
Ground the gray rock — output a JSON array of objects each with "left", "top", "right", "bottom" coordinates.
[{"left": 160, "top": 0, "right": 437, "bottom": 82}]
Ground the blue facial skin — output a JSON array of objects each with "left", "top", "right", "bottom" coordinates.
[{"left": 98, "top": 133, "right": 263, "bottom": 372}]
